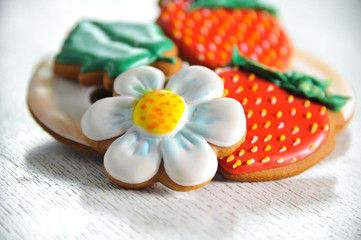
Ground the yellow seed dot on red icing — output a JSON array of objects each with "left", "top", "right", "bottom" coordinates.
[
  {"left": 264, "top": 121, "right": 271, "bottom": 129},
  {"left": 197, "top": 35, "right": 206, "bottom": 43},
  {"left": 250, "top": 146, "right": 258, "bottom": 153},
  {"left": 261, "top": 156, "right": 270, "bottom": 163},
  {"left": 236, "top": 31, "right": 244, "bottom": 40},
  {"left": 264, "top": 145, "right": 272, "bottom": 151},
  {"left": 275, "top": 60, "right": 283, "bottom": 69},
  {"left": 288, "top": 95, "right": 294, "bottom": 103},
  {"left": 320, "top": 106, "right": 327, "bottom": 115},
  {"left": 173, "top": 29, "right": 182, "bottom": 39},
  {"left": 279, "top": 146, "right": 287, "bottom": 152},
  {"left": 251, "top": 136, "right": 258, "bottom": 144},
  {"left": 310, "top": 144, "right": 316, "bottom": 150},
  {"left": 247, "top": 110, "right": 253, "bottom": 118},
  {"left": 276, "top": 110, "right": 283, "bottom": 118},
  {"left": 292, "top": 126, "right": 299, "bottom": 134},
  {"left": 232, "top": 160, "right": 242, "bottom": 168},
  {"left": 280, "top": 46, "right": 288, "bottom": 56},
  {"left": 228, "top": 35, "right": 237, "bottom": 44},
  {"left": 304, "top": 100, "right": 311, "bottom": 108},
  {"left": 241, "top": 98, "right": 248, "bottom": 106},
  {"left": 264, "top": 134, "right": 272, "bottom": 142},
  {"left": 267, "top": 85, "right": 274, "bottom": 92},
  {"left": 236, "top": 86, "right": 244, "bottom": 94},
  {"left": 233, "top": 74, "right": 240, "bottom": 82},
  {"left": 270, "top": 96, "right": 277, "bottom": 104},
  {"left": 215, "top": 67, "right": 222, "bottom": 73},
  {"left": 207, "top": 51, "right": 215, "bottom": 60},
  {"left": 223, "top": 89, "right": 229, "bottom": 97},
  {"left": 291, "top": 158, "right": 297, "bottom": 163},
  {"left": 251, "top": 123, "right": 258, "bottom": 130},
  {"left": 215, "top": 35, "right": 222, "bottom": 44},
  {"left": 322, "top": 124, "right": 330, "bottom": 131},
  {"left": 293, "top": 138, "right": 301, "bottom": 146},
  {"left": 224, "top": 42, "right": 232, "bottom": 51},
  {"left": 261, "top": 108, "right": 267, "bottom": 117},
  {"left": 217, "top": 28, "right": 226, "bottom": 36},
  {"left": 174, "top": 17, "right": 184, "bottom": 27},
  {"left": 220, "top": 51, "right": 228, "bottom": 60},
  {"left": 249, "top": 73, "right": 256, "bottom": 81},
  {"left": 246, "top": 159, "right": 256, "bottom": 165},
  {"left": 184, "top": 37, "right": 192, "bottom": 45},
  {"left": 251, "top": 83, "right": 258, "bottom": 91},
  {"left": 167, "top": 2, "right": 176, "bottom": 11},
  {"left": 277, "top": 158, "right": 284, "bottom": 163},
  {"left": 268, "top": 49, "right": 276, "bottom": 59},
  {"left": 161, "top": 13, "right": 170, "bottom": 21},
  {"left": 252, "top": 32, "right": 261, "bottom": 41},
  {"left": 247, "top": 38, "right": 255, "bottom": 47},
  {"left": 238, "top": 149, "right": 245, "bottom": 156},
  {"left": 310, "top": 123, "right": 318, "bottom": 133},
  {"left": 186, "top": 19, "right": 195, "bottom": 28},
  {"left": 305, "top": 111, "right": 312, "bottom": 119},
  {"left": 279, "top": 134, "right": 286, "bottom": 141},
  {"left": 198, "top": 54, "right": 205, "bottom": 61},
  {"left": 255, "top": 97, "right": 262, "bottom": 105},
  {"left": 290, "top": 108, "right": 296, "bottom": 116},
  {"left": 227, "top": 154, "right": 235, "bottom": 162}
]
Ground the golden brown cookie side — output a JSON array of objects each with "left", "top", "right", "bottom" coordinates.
[
  {"left": 53, "top": 62, "right": 81, "bottom": 81},
  {"left": 210, "top": 130, "right": 247, "bottom": 158}
]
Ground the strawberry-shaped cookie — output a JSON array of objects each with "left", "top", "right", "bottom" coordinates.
[
  {"left": 217, "top": 50, "right": 349, "bottom": 181},
  {"left": 157, "top": 0, "right": 293, "bottom": 71}
]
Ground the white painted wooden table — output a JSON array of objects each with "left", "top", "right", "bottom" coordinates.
[{"left": 1, "top": 0, "right": 360, "bottom": 239}]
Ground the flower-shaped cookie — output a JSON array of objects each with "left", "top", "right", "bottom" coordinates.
[{"left": 81, "top": 66, "right": 246, "bottom": 191}]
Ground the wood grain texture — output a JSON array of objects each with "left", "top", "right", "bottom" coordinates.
[{"left": 1, "top": 0, "right": 361, "bottom": 239}]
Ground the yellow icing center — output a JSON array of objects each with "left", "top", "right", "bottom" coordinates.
[{"left": 133, "top": 90, "right": 185, "bottom": 135}]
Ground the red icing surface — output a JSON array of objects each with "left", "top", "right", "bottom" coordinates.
[
  {"left": 157, "top": 0, "right": 293, "bottom": 71},
  {"left": 217, "top": 69, "right": 330, "bottom": 175}
]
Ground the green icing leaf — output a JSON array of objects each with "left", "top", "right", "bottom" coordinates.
[
  {"left": 56, "top": 20, "right": 175, "bottom": 78},
  {"left": 189, "top": 0, "right": 277, "bottom": 15},
  {"left": 231, "top": 47, "right": 349, "bottom": 112}
]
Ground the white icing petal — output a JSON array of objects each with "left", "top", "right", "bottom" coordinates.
[
  {"left": 113, "top": 66, "right": 166, "bottom": 98},
  {"left": 160, "top": 127, "right": 218, "bottom": 186},
  {"left": 104, "top": 130, "right": 161, "bottom": 184},
  {"left": 187, "top": 98, "right": 246, "bottom": 147},
  {"left": 165, "top": 66, "right": 224, "bottom": 105},
  {"left": 81, "top": 96, "right": 135, "bottom": 141}
]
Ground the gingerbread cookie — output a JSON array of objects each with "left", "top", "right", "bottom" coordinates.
[
  {"left": 54, "top": 20, "right": 183, "bottom": 91},
  {"left": 157, "top": 0, "right": 293, "bottom": 71},
  {"left": 81, "top": 65, "right": 247, "bottom": 191},
  {"left": 216, "top": 50, "right": 350, "bottom": 181}
]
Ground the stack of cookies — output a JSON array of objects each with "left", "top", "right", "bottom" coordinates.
[{"left": 28, "top": 0, "right": 354, "bottom": 191}]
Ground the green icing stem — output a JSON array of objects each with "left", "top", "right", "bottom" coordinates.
[
  {"left": 231, "top": 47, "right": 349, "bottom": 112},
  {"left": 55, "top": 20, "right": 176, "bottom": 78},
  {"left": 189, "top": 0, "right": 277, "bottom": 15}
]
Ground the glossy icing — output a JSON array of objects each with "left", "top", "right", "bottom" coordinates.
[
  {"left": 81, "top": 66, "right": 246, "bottom": 186},
  {"left": 232, "top": 49, "right": 349, "bottom": 111},
  {"left": 217, "top": 68, "right": 330, "bottom": 175},
  {"left": 56, "top": 20, "right": 175, "bottom": 78},
  {"left": 157, "top": 0, "right": 293, "bottom": 71},
  {"left": 133, "top": 90, "right": 186, "bottom": 135}
]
